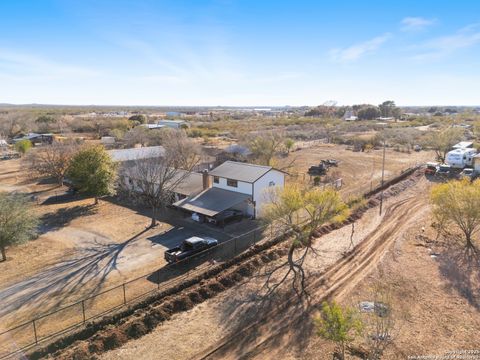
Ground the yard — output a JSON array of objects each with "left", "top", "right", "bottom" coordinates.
[
  {"left": 279, "top": 143, "right": 434, "bottom": 197},
  {"left": 0, "top": 157, "right": 239, "bottom": 335},
  {"left": 0, "top": 143, "right": 436, "bottom": 356}
]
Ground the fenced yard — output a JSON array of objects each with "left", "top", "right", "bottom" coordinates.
[{"left": 0, "top": 225, "right": 269, "bottom": 359}]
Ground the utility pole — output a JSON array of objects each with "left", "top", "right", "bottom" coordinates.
[{"left": 379, "top": 138, "right": 386, "bottom": 216}]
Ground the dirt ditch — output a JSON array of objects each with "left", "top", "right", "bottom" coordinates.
[{"left": 27, "top": 167, "right": 422, "bottom": 360}]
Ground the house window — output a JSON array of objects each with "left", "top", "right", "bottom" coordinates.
[
  {"left": 227, "top": 179, "right": 238, "bottom": 187},
  {"left": 213, "top": 176, "right": 219, "bottom": 184},
  {"left": 269, "top": 181, "right": 275, "bottom": 187}
]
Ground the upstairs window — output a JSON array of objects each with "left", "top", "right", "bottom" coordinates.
[
  {"left": 227, "top": 179, "right": 238, "bottom": 187},
  {"left": 213, "top": 176, "right": 219, "bottom": 184}
]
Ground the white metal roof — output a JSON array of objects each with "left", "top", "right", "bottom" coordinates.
[{"left": 108, "top": 146, "right": 165, "bottom": 162}]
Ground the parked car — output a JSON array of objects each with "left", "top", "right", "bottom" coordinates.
[
  {"left": 460, "top": 168, "right": 476, "bottom": 180},
  {"left": 436, "top": 164, "right": 452, "bottom": 177},
  {"left": 322, "top": 159, "right": 339, "bottom": 167},
  {"left": 308, "top": 163, "right": 328, "bottom": 176},
  {"left": 207, "top": 209, "right": 243, "bottom": 226},
  {"left": 425, "top": 162, "right": 439, "bottom": 175},
  {"left": 164, "top": 236, "right": 218, "bottom": 263}
]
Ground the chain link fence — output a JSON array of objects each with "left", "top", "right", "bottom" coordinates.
[{"left": 0, "top": 224, "right": 270, "bottom": 359}]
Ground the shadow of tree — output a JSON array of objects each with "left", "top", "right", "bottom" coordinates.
[
  {"left": 0, "top": 228, "right": 150, "bottom": 318},
  {"left": 436, "top": 241, "right": 480, "bottom": 309},
  {"left": 213, "top": 271, "right": 315, "bottom": 359},
  {"left": 39, "top": 205, "right": 97, "bottom": 233}
]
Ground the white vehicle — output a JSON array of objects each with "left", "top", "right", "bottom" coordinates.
[
  {"left": 460, "top": 168, "right": 475, "bottom": 179},
  {"left": 445, "top": 148, "right": 477, "bottom": 169}
]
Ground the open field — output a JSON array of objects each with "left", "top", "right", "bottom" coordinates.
[
  {"left": 279, "top": 143, "right": 434, "bottom": 197},
  {"left": 0, "top": 156, "right": 239, "bottom": 333}
]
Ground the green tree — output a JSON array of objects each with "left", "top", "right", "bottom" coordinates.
[
  {"left": 35, "top": 115, "right": 56, "bottom": 125},
  {"left": 315, "top": 301, "right": 363, "bottom": 360},
  {"left": 284, "top": 138, "right": 295, "bottom": 154},
  {"left": 66, "top": 145, "right": 117, "bottom": 205},
  {"left": 357, "top": 106, "right": 381, "bottom": 120},
  {"left": 15, "top": 139, "right": 32, "bottom": 155},
  {"left": 35, "top": 115, "right": 57, "bottom": 132},
  {"left": 0, "top": 192, "right": 39, "bottom": 261},
  {"left": 128, "top": 114, "right": 147, "bottom": 124},
  {"left": 263, "top": 185, "right": 349, "bottom": 296},
  {"left": 378, "top": 101, "right": 400, "bottom": 118},
  {"left": 431, "top": 179, "right": 480, "bottom": 251}
]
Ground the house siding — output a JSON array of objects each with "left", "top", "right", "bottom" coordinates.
[
  {"left": 212, "top": 177, "right": 252, "bottom": 195},
  {"left": 253, "top": 170, "right": 285, "bottom": 217}
]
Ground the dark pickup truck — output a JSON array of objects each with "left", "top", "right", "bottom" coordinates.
[{"left": 164, "top": 236, "right": 218, "bottom": 263}]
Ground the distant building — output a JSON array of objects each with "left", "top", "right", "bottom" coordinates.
[
  {"left": 139, "top": 124, "right": 165, "bottom": 130},
  {"left": 342, "top": 110, "right": 358, "bottom": 121},
  {"left": 12, "top": 133, "right": 54, "bottom": 145},
  {"left": 101, "top": 136, "right": 116, "bottom": 145},
  {"left": 108, "top": 146, "right": 165, "bottom": 163},
  {"left": 157, "top": 119, "right": 189, "bottom": 129}
]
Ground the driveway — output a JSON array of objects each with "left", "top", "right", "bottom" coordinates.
[{"left": 0, "top": 215, "right": 234, "bottom": 330}]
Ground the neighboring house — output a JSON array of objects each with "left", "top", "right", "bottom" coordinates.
[
  {"left": 111, "top": 145, "right": 203, "bottom": 203},
  {"left": 101, "top": 136, "right": 116, "bottom": 146},
  {"left": 157, "top": 119, "right": 189, "bottom": 129},
  {"left": 108, "top": 146, "right": 165, "bottom": 164},
  {"left": 13, "top": 133, "right": 54, "bottom": 145},
  {"left": 139, "top": 123, "right": 166, "bottom": 130},
  {"left": 121, "top": 168, "right": 204, "bottom": 203},
  {"left": 342, "top": 110, "right": 358, "bottom": 121},
  {"left": 174, "top": 161, "right": 286, "bottom": 219}
]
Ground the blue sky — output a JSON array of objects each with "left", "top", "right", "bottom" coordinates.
[{"left": 1, "top": 0, "right": 480, "bottom": 106}]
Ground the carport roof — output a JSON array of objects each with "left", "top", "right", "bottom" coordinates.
[{"left": 173, "top": 187, "right": 251, "bottom": 217}]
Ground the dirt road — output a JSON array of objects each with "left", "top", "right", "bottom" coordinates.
[
  {"left": 196, "top": 182, "right": 429, "bottom": 360},
  {"left": 100, "top": 175, "right": 429, "bottom": 360}
]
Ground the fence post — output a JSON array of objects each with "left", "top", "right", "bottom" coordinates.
[
  {"left": 82, "top": 300, "right": 86, "bottom": 324},
  {"left": 122, "top": 283, "right": 127, "bottom": 305},
  {"left": 253, "top": 230, "right": 256, "bottom": 245},
  {"left": 157, "top": 269, "right": 161, "bottom": 290},
  {"left": 234, "top": 237, "right": 237, "bottom": 255},
  {"left": 32, "top": 320, "right": 38, "bottom": 345}
]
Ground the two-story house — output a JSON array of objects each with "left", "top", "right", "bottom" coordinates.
[{"left": 173, "top": 161, "right": 285, "bottom": 219}]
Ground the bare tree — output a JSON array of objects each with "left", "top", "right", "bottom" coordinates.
[
  {"left": 26, "top": 140, "right": 80, "bottom": 185},
  {"left": 122, "top": 130, "right": 201, "bottom": 227},
  {"left": 245, "top": 131, "right": 286, "bottom": 166},
  {"left": 427, "top": 128, "right": 464, "bottom": 162},
  {"left": 262, "top": 184, "right": 349, "bottom": 298},
  {"left": 363, "top": 282, "right": 395, "bottom": 360}
]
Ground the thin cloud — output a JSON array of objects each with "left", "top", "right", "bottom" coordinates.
[
  {"left": 411, "top": 24, "right": 480, "bottom": 60},
  {"left": 0, "top": 49, "right": 99, "bottom": 78},
  {"left": 329, "top": 33, "right": 392, "bottom": 63},
  {"left": 401, "top": 17, "right": 436, "bottom": 32}
]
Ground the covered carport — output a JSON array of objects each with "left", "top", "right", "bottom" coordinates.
[{"left": 172, "top": 187, "right": 252, "bottom": 219}]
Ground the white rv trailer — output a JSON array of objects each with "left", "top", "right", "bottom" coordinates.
[{"left": 445, "top": 148, "right": 477, "bottom": 168}]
